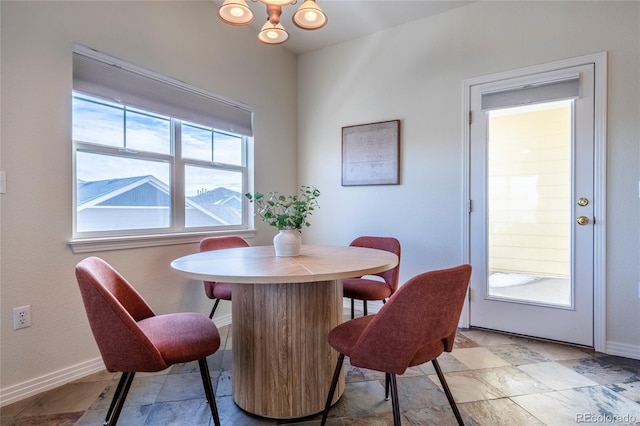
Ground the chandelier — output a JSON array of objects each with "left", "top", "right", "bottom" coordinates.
[{"left": 217, "top": 0, "right": 328, "bottom": 45}]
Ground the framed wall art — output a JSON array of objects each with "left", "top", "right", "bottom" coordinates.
[{"left": 341, "top": 119, "right": 400, "bottom": 186}]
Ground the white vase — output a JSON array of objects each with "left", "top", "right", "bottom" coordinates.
[{"left": 273, "top": 229, "right": 302, "bottom": 257}]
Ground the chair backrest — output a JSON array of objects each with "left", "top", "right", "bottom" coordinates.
[
  {"left": 200, "top": 236, "right": 249, "bottom": 295},
  {"left": 349, "top": 264, "right": 472, "bottom": 375},
  {"left": 76, "top": 256, "right": 167, "bottom": 372},
  {"left": 349, "top": 236, "right": 401, "bottom": 294}
]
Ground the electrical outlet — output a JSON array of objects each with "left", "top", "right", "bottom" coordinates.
[{"left": 13, "top": 305, "right": 31, "bottom": 330}]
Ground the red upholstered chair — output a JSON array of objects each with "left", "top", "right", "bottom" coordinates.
[
  {"left": 200, "top": 236, "right": 249, "bottom": 318},
  {"left": 75, "top": 257, "right": 221, "bottom": 426},
  {"left": 321, "top": 264, "right": 472, "bottom": 426},
  {"left": 343, "top": 236, "right": 401, "bottom": 319}
]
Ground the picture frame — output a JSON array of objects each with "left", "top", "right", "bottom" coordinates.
[{"left": 341, "top": 119, "right": 400, "bottom": 186}]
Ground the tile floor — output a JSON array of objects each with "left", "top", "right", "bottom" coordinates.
[{"left": 2, "top": 317, "right": 639, "bottom": 426}]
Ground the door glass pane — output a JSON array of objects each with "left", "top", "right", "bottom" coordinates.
[{"left": 487, "top": 100, "right": 572, "bottom": 307}]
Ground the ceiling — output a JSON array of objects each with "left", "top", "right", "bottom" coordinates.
[{"left": 232, "top": 1, "right": 475, "bottom": 55}]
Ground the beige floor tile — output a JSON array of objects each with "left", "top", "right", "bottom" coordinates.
[
  {"left": 517, "top": 361, "right": 599, "bottom": 390},
  {"left": 471, "top": 365, "right": 552, "bottom": 397},
  {"left": 0, "top": 394, "right": 40, "bottom": 418},
  {"left": 451, "top": 347, "right": 511, "bottom": 370},
  {"left": 429, "top": 371, "right": 504, "bottom": 403},
  {"left": 18, "top": 381, "right": 108, "bottom": 417},
  {"left": 462, "top": 398, "right": 544, "bottom": 426},
  {"left": 418, "top": 353, "right": 469, "bottom": 375},
  {"left": 511, "top": 390, "right": 590, "bottom": 425}
]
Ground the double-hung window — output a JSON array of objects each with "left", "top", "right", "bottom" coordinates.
[{"left": 70, "top": 45, "right": 253, "bottom": 252}]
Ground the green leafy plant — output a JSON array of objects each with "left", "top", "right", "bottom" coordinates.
[{"left": 246, "top": 185, "right": 320, "bottom": 231}]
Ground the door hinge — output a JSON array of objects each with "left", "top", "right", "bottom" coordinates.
[
  {"left": 468, "top": 288, "right": 472, "bottom": 301},
  {"left": 468, "top": 199, "right": 472, "bottom": 213},
  {"left": 469, "top": 111, "right": 472, "bottom": 125}
]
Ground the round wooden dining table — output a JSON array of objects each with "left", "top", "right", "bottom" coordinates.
[{"left": 170, "top": 244, "right": 399, "bottom": 419}]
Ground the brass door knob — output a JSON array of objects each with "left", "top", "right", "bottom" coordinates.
[{"left": 576, "top": 216, "right": 590, "bottom": 226}]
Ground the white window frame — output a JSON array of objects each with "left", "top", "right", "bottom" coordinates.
[{"left": 68, "top": 46, "right": 255, "bottom": 253}]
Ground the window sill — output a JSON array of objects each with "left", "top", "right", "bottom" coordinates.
[{"left": 68, "top": 230, "right": 256, "bottom": 254}]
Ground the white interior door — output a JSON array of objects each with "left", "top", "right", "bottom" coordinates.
[{"left": 468, "top": 64, "right": 595, "bottom": 347}]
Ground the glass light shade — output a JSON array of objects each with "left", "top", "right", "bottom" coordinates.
[
  {"left": 258, "top": 21, "right": 289, "bottom": 44},
  {"left": 292, "top": 0, "right": 327, "bottom": 30},
  {"left": 259, "top": 0, "right": 295, "bottom": 6},
  {"left": 218, "top": 0, "right": 254, "bottom": 26}
]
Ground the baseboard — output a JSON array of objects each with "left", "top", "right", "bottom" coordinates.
[
  {"left": 0, "top": 357, "right": 105, "bottom": 407},
  {"left": 605, "top": 340, "right": 640, "bottom": 360}
]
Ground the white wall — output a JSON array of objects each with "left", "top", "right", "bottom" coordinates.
[
  {"left": 0, "top": 1, "right": 297, "bottom": 404},
  {"left": 297, "top": 1, "right": 640, "bottom": 354}
]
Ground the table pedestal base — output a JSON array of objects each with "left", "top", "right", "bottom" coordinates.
[{"left": 232, "top": 280, "right": 345, "bottom": 419}]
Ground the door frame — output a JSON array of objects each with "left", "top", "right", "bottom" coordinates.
[{"left": 460, "top": 52, "right": 607, "bottom": 352}]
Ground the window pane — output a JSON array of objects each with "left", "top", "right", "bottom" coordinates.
[
  {"left": 76, "top": 151, "right": 171, "bottom": 232},
  {"left": 73, "top": 95, "right": 123, "bottom": 148},
  {"left": 182, "top": 123, "right": 212, "bottom": 161},
  {"left": 126, "top": 109, "right": 171, "bottom": 155},
  {"left": 185, "top": 165, "right": 243, "bottom": 227},
  {"left": 214, "top": 132, "right": 242, "bottom": 166}
]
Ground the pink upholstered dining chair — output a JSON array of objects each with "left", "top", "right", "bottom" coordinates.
[
  {"left": 200, "top": 236, "right": 249, "bottom": 318},
  {"left": 321, "top": 264, "right": 472, "bottom": 426},
  {"left": 343, "top": 236, "right": 401, "bottom": 319},
  {"left": 76, "top": 257, "right": 221, "bottom": 426}
]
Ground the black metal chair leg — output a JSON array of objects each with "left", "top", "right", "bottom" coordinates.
[
  {"left": 350, "top": 298, "right": 355, "bottom": 319},
  {"left": 363, "top": 300, "right": 368, "bottom": 316},
  {"left": 385, "top": 373, "right": 390, "bottom": 400},
  {"left": 321, "top": 353, "right": 345, "bottom": 425},
  {"left": 105, "top": 371, "right": 135, "bottom": 426},
  {"left": 432, "top": 359, "right": 464, "bottom": 426},
  {"left": 208, "top": 298, "right": 221, "bottom": 319},
  {"left": 198, "top": 358, "right": 220, "bottom": 426},
  {"left": 389, "top": 373, "right": 401, "bottom": 426}
]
